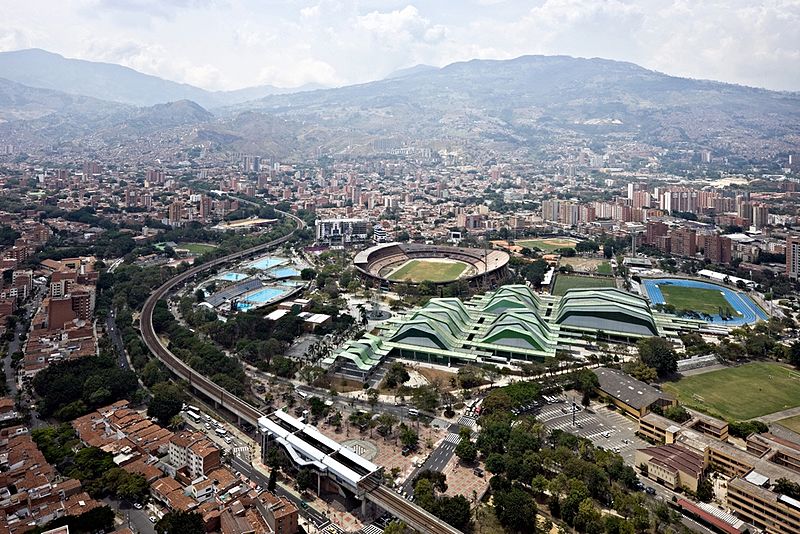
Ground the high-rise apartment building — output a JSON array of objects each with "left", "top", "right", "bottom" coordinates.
[
  {"left": 671, "top": 228, "right": 697, "bottom": 257},
  {"left": 787, "top": 236, "right": 800, "bottom": 279}
]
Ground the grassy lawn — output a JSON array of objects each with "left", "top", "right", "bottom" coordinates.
[
  {"left": 552, "top": 274, "right": 615, "bottom": 296},
  {"left": 517, "top": 238, "right": 580, "bottom": 252},
  {"left": 659, "top": 284, "right": 739, "bottom": 316},
  {"left": 776, "top": 414, "right": 800, "bottom": 434},
  {"left": 387, "top": 259, "right": 468, "bottom": 283},
  {"left": 597, "top": 262, "right": 612, "bottom": 275},
  {"left": 179, "top": 242, "right": 218, "bottom": 255},
  {"left": 662, "top": 362, "right": 800, "bottom": 420}
]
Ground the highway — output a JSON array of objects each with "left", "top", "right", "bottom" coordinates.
[{"left": 137, "top": 210, "right": 465, "bottom": 534}]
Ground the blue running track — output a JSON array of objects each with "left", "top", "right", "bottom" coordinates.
[{"left": 642, "top": 278, "right": 768, "bottom": 326}]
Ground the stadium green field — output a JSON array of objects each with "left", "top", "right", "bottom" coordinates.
[
  {"left": 552, "top": 274, "right": 615, "bottom": 296},
  {"left": 659, "top": 284, "right": 739, "bottom": 316},
  {"left": 516, "top": 238, "right": 580, "bottom": 252},
  {"left": 662, "top": 362, "right": 800, "bottom": 420},
  {"left": 387, "top": 259, "right": 469, "bottom": 283}
]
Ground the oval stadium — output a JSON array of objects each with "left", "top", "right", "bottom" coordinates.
[{"left": 353, "top": 242, "right": 510, "bottom": 288}]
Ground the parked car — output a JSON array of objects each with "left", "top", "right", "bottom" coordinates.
[{"left": 645, "top": 487, "right": 656, "bottom": 495}]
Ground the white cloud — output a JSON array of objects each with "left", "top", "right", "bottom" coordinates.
[{"left": 0, "top": 0, "right": 798, "bottom": 91}]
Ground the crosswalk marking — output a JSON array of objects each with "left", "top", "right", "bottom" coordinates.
[
  {"left": 361, "top": 525, "right": 384, "bottom": 534},
  {"left": 457, "top": 416, "right": 477, "bottom": 429},
  {"left": 444, "top": 433, "right": 462, "bottom": 445}
]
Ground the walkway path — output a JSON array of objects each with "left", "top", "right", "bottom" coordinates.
[{"left": 754, "top": 405, "right": 800, "bottom": 424}]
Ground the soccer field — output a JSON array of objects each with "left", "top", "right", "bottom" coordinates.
[
  {"left": 517, "top": 238, "right": 580, "bottom": 252},
  {"left": 659, "top": 285, "right": 739, "bottom": 317},
  {"left": 387, "top": 259, "right": 469, "bottom": 283},
  {"left": 552, "top": 274, "right": 615, "bottom": 296},
  {"left": 662, "top": 363, "right": 800, "bottom": 420}
]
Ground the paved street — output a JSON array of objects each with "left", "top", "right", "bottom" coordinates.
[{"left": 103, "top": 497, "right": 156, "bottom": 534}]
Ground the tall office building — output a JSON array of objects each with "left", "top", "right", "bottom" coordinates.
[{"left": 787, "top": 236, "right": 800, "bottom": 279}]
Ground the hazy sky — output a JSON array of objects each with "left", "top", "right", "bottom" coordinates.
[{"left": 2, "top": 0, "right": 799, "bottom": 91}]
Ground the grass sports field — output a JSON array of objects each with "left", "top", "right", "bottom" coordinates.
[
  {"left": 387, "top": 259, "right": 469, "bottom": 283},
  {"left": 597, "top": 262, "right": 612, "bottom": 275},
  {"left": 662, "top": 363, "right": 800, "bottom": 420},
  {"left": 180, "top": 242, "right": 218, "bottom": 255},
  {"left": 659, "top": 284, "right": 739, "bottom": 317},
  {"left": 517, "top": 238, "right": 580, "bottom": 252},
  {"left": 552, "top": 274, "right": 615, "bottom": 296}
]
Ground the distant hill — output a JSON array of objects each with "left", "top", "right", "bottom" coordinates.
[
  {"left": 230, "top": 55, "right": 800, "bottom": 159},
  {"left": 0, "top": 76, "right": 129, "bottom": 122},
  {"left": 0, "top": 49, "right": 321, "bottom": 108},
  {"left": 1, "top": 54, "right": 798, "bottom": 161},
  {"left": 384, "top": 64, "right": 438, "bottom": 80}
]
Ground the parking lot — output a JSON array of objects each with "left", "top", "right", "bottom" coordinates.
[{"left": 535, "top": 397, "right": 645, "bottom": 463}]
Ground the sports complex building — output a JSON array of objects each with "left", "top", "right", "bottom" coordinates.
[
  {"left": 323, "top": 285, "right": 703, "bottom": 380},
  {"left": 353, "top": 242, "right": 510, "bottom": 289}
]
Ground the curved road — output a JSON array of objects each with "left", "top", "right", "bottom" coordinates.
[
  {"left": 138, "top": 211, "right": 464, "bottom": 534},
  {"left": 140, "top": 210, "right": 304, "bottom": 426}
]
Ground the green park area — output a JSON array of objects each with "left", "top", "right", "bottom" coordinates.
[
  {"left": 517, "top": 238, "right": 580, "bottom": 252},
  {"left": 179, "top": 242, "right": 218, "bottom": 255},
  {"left": 659, "top": 284, "right": 740, "bottom": 317},
  {"left": 662, "top": 362, "right": 800, "bottom": 420},
  {"left": 552, "top": 274, "right": 615, "bottom": 296},
  {"left": 388, "top": 259, "right": 469, "bottom": 283}
]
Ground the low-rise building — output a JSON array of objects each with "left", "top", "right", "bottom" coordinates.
[{"left": 594, "top": 367, "right": 676, "bottom": 419}]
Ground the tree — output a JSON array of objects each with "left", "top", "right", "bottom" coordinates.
[
  {"left": 367, "top": 388, "right": 380, "bottom": 409},
  {"left": 636, "top": 337, "right": 678, "bottom": 377},
  {"left": 296, "top": 468, "right": 315, "bottom": 493},
  {"left": 384, "top": 362, "right": 410, "bottom": 388},
  {"left": 155, "top": 511, "right": 205, "bottom": 534},
  {"left": 494, "top": 485, "right": 538, "bottom": 533},
  {"left": 696, "top": 477, "right": 714, "bottom": 502},
  {"left": 300, "top": 268, "right": 317, "bottom": 281},
  {"left": 413, "top": 470, "right": 448, "bottom": 493},
  {"left": 268, "top": 468, "right": 277, "bottom": 492},
  {"left": 399, "top": 424, "right": 419, "bottom": 449},
  {"left": 411, "top": 385, "right": 439, "bottom": 412},
  {"left": 662, "top": 405, "right": 691, "bottom": 424},
  {"left": 455, "top": 439, "right": 477, "bottom": 463},
  {"left": 622, "top": 360, "right": 658, "bottom": 383},
  {"left": 434, "top": 494, "right": 471, "bottom": 531},
  {"left": 147, "top": 382, "right": 184, "bottom": 426},
  {"left": 383, "top": 521, "right": 407, "bottom": 534},
  {"left": 194, "top": 288, "right": 204, "bottom": 302}
]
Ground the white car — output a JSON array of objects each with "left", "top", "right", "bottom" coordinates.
[{"left": 133, "top": 503, "right": 142, "bottom": 510}]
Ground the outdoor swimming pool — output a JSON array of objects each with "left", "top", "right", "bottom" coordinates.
[
  {"left": 246, "top": 256, "right": 285, "bottom": 270},
  {"left": 642, "top": 278, "right": 768, "bottom": 326},
  {"left": 217, "top": 272, "right": 248, "bottom": 282},
  {"left": 269, "top": 267, "right": 300, "bottom": 279},
  {"left": 236, "top": 286, "right": 290, "bottom": 311}
]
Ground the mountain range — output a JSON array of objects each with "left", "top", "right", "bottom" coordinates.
[
  {"left": 0, "top": 49, "right": 797, "bottom": 161},
  {"left": 0, "top": 49, "right": 321, "bottom": 108}
]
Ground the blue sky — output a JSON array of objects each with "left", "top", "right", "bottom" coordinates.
[{"left": 2, "top": 0, "right": 799, "bottom": 91}]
